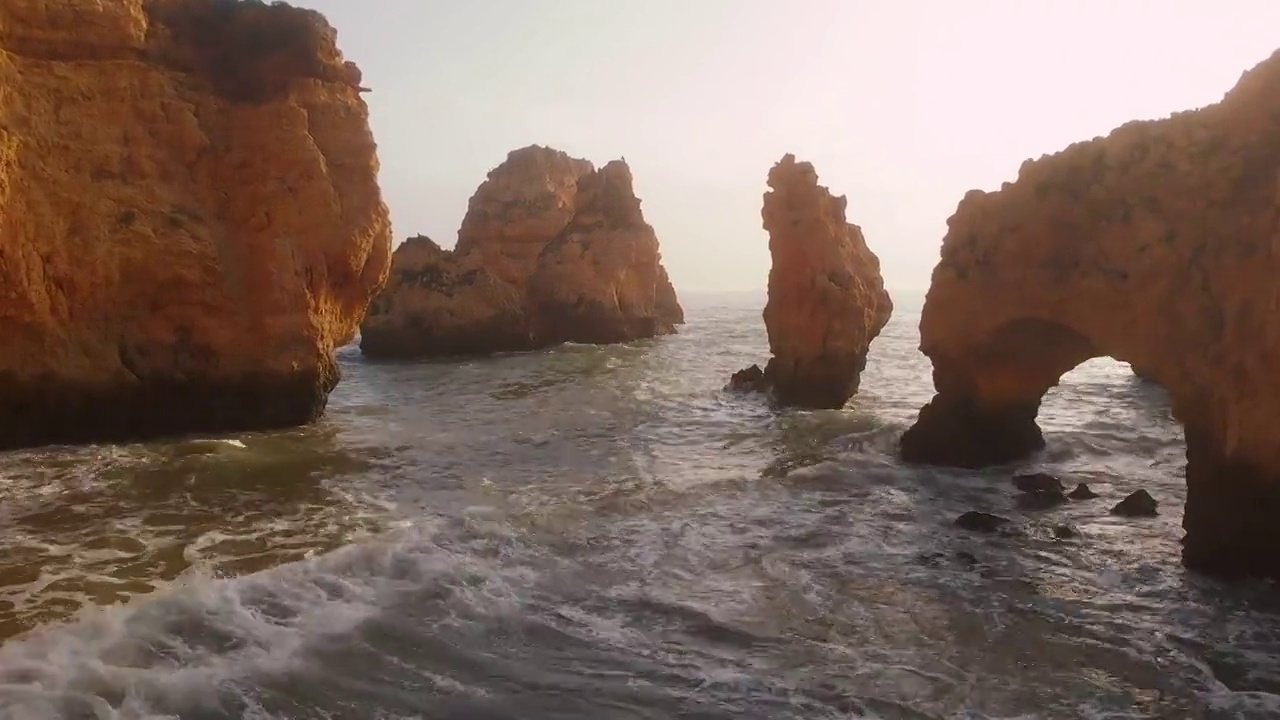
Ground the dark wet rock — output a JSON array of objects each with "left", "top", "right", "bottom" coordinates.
[
  {"left": 727, "top": 364, "right": 769, "bottom": 393},
  {"left": 1013, "top": 472, "right": 1064, "bottom": 494},
  {"left": 1016, "top": 488, "right": 1068, "bottom": 511},
  {"left": 955, "top": 511, "right": 1010, "bottom": 533},
  {"left": 1053, "top": 523, "right": 1080, "bottom": 539},
  {"left": 1111, "top": 489, "right": 1159, "bottom": 517},
  {"left": 916, "top": 549, "right": 981, "bottom": 569},
  {"left": 915, "top": 550, "right": 947, "bottom": 567},
  {"left": 1069, "top": 483, "right": 1100, "bottom": 500}
]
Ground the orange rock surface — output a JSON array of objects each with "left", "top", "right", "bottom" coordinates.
[
  {"left": 0, "top": 0, "right": 391, "bottom": 449},
  {"left": 898, "top": 49, "right": 1280, "bottom": 579},
  {"left": 732, "top": 154, "right": 892, "bottom": 408},
  {"left": 361, "top": 146, "right": 682, "bottom": 357}
]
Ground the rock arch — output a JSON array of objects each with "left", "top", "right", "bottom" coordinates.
[{"left": 900, "top": 48, "right": 1280, "bottom": 580}]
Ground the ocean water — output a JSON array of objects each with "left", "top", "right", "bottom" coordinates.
[{"left": 1, "top": 291, "right": 1279, "bottom": 719}]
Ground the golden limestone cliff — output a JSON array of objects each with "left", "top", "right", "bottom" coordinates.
[
  {"left": 899, "top": 49, "right": 1280, "bottom": 579},
  {"left": 0, "top": 0, "right": 391, "bottom": 449},
  {"left": 360, "top": 145, "right": 683, "bottom": 358},
  {"left": 731, "top": 155, "right": 892, "bottom": 408}
]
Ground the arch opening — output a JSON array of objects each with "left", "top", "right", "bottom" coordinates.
[
  {"left": 900, "top": 316, "right": 1280, "bottom": 580},
  {"left": 900, "top": 317, "right": 1101, "bottom": 468}
]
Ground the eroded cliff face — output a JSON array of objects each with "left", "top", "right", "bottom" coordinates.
[
  {"left": 731, "top": 155, "right": 892, "bottom": 408},
  {"left": 454, "top": 146, "right": 595, "bottom": 285},
  {"left": 360, "top": 146, "right": 683, "bottom": 358},
  {"left": 898, "top": 49, "right": 1280, "bottom": 579},
  {"left": 0, "top": 0, "right": 391, "bottom": 449}
]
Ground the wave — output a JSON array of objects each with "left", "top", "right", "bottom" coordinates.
[{"left": 0, "top": 516, "right": 530, "bottom": 719}]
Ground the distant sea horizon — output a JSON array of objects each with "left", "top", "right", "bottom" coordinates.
[{"left": 675, "top": 286, "right": 927, "bottom": 314}]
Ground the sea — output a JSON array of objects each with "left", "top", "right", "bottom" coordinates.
[{"left": 1, "top": 291, "right": 1278, "bottom": 720}]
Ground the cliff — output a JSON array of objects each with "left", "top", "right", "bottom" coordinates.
[
  {"left": 361, "top": 146, "right": 683, "bottom": 357},
  {"left": 0, "top": 0, "right": 391, "bottom": 449},
  {"left": 898, "top": 48, "right": 1280, "bottom": 580},
  {"left": 731, "top": 155, "right": 892, "bottom": 408}
]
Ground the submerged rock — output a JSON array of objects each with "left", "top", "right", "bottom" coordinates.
[
  {"left": 1053, "top": 524, "right": 1080, "bottom": 539},
  {"left": 1013, "top": 472, "right": 1065, "bottom": 494},
  {"left": 0, "top": 0, "right": 391, "bottom": 450},
  {"left": 1016, "top": 488, "right": 1068, "bottom": 511},
  {"left": 898, "top": 49, "right": 1280, "bottom": 580},
  {"left": 955, "top": 511, "right": 1011, "bottom": 533},
  {"left": 1069, "top": 483, "right": 1100, "bottom": 500},
  {"left": 1111, "top": 489, "right": 1159, "bottom": 518},
  {"left": 731, "top": 154, "right": 892, "bottom": 409},
  {"left": 361, "top": 146, "right": 683, "bottom": 358}
]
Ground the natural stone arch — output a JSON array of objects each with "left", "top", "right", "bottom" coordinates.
[{"left": 900, "top": 48, "right": 1280, "bottom": 580}]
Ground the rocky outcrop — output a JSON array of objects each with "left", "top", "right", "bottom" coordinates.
[
  {"left": 898, "top": 49, "right": 1280, "bottom": 580},
  {"left": 359, "top": 236, "right": 530, "bottom": 358},
  {"left": 730, "top": 155, "right": 892, "bottom": 408},
  {"left": 0, "top": 0, "right": 391, "bottom": 450},
  {"left": 360, "top": 146, "right": 682, "bottom": 357}
]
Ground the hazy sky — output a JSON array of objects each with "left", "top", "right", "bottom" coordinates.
[{"left": 299, "top": 0, "right": 1279, "bottom": 293}]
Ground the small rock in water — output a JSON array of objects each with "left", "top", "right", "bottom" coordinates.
[
  {"left": 1016, "top": 488, "right": 1068, "bottom": 511},
  {"left": 1012, "top": 472, "right": 1064, "bottom": 494},
  {"left": 1068, "top": 483, "right": 1100, "bottom": 500},
  {"left": 1111, "top": 489, "right": 1159, "bottom": 517},
  {"left": 955, "top": 511, "right": 1010, "bottom": 533},
  {"left": 1053, "top": 523, "right": 1079, "bottom": 539},
  {"left": 954, "top": 550, "right": 978, "bottom": 565},
  {"left": 728, "top": 364, "right": 769, "bottom": 392}
]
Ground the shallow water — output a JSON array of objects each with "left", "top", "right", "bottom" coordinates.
[{"left": 1, "top": 292, "right": 1279, "bottom": 719}]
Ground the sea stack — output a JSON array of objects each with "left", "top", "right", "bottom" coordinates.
[
  {"left": 0, "top": 0, "right": 391, "bottom": 450},
  {"left": 360, "top": 145, "right": 683, "bottom": 358},
  {"left": 898, "top": 49, "right": 1280, "bottom": 580},
  {"left": 730, "top": 154, "right": 892, "bottom": 408}
]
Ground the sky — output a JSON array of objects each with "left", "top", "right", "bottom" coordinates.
[{"left": 298, "top": 0, "right": 1280, "bottom": 294}]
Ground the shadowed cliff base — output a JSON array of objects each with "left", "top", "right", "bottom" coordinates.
[
  {"left": 898, "top": 48, "right": 1280, "bottom": 580},
  {"left": 731, "top": 154, "right": 891, "bottom": 409},
  {"left": 0, "top": 369, "right": 333, "bottom": 451}
]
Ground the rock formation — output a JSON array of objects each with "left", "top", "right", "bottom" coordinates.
[
  {"left": 0, "top": 0, "right": 391, "bottom": 450},
  {"left": 359, "top": 236, "right": 531, "bottom": 357},
  {"left": 898, "top": 49, "right": 1280, "bottom": 579},
  {"left": 360, "top": 146, "right": 683, "bottom": 357},
  {"left": 730, "top": 155, "right": 892, "bottom": 408}
]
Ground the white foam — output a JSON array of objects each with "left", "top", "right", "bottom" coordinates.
[{"left": 0, "top": 519, "right": 529, "bottom": 720}]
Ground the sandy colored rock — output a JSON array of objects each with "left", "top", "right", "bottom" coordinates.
[
  {"left": 361, "top": 146, "right": 683, "bottom": 358},
  {"left": 898, "top": 49, "right": 1280, "bottom": 580},
  {"left": 0, "top": 0, "right": 391, "bottom": 450},
  {"left": 731, "top": 154, "right": 892, "bottom": 408},
  {"left": 454, "top": 146, "right": 594, "bottom": 285}
]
